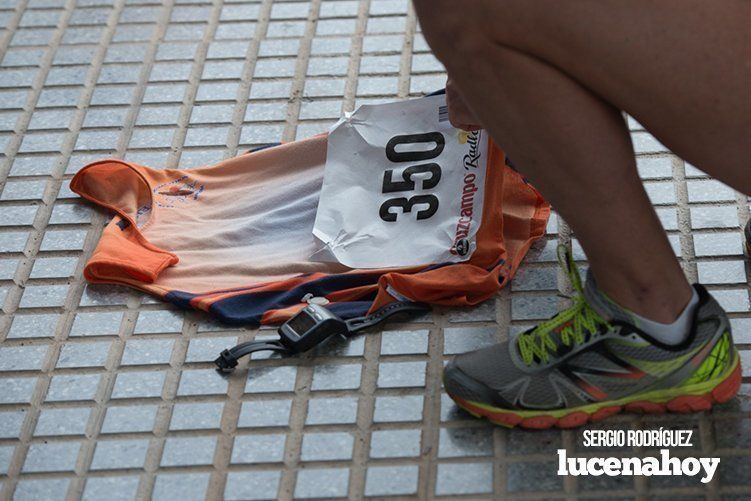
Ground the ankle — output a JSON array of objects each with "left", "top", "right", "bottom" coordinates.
[
  {"left": 601, "top": 281, "right": 694, "bottom": 324},
  {"left": 626, "top": 288, "right": 699, "bottom": 345}
]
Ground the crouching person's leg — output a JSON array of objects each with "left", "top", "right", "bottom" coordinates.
[
  {"left": 413, "top": 0, "right": 740, "bottom": 428},
  {"left": 414, "top": 0, "right": 691, "bottom": 322}
]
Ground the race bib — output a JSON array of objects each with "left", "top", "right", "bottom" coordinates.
[{"left": 311, "top": 94, "right": 488, "bottom": 269}]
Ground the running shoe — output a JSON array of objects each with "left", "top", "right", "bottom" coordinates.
[{"left": 443, "top": 247, "right": 741, "bottom": 429}]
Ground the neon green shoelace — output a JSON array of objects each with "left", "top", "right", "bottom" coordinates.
[{"left": 517, "top": 246, "right": 612, "bottom": 366}]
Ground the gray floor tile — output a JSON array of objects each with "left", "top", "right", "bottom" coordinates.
[
  {"left": 365, "top": 464, "right": 419, "bottom": 496},
  {"left": 153, "top": 473, "right": 209, "bottom": 501},
  {"left": 19, "top": 284, "right": 70, "bottom": 308},
  {"left": 91, "top": 439, "right": 150, "bottom": 470},
  {"left": 14, "top": 478, "right": 70, "bottom": 501},
  {"left": 111, "top": 371, "right": 165, "bottom": 399},
  {"left": 438, "top": 427, "right": 494, "bottom": 458},
  {"left": 294, "top": 468, "right": 349, "bottom": 499},
  {"left": 0, "top": 231, "right": 29, "bottom": 252},
  {"left": 697, "top": 260, "right": 747, "bottom": 284},
  {"left": 185, "top": 336, "right": 238, "bottom": 363},
  {"left": 511, "top": 266, "right": 559, "bottom": 292},
  {"left": 134, "top": 310, "right": 184, "bottom": 334},
  {"left": 373, "top": 395, "right": 424, "bottom": 423},
  {"left": 0, "top": 206, "right": 38, "bottom": 227},
  {"left": 83, "top": 476, "right": 140, "bottom": 501},
  {"left": 690, "top": 205, "right": 739, "bottom": 229},
  {"left": 142, "top": 83, "right": 187, "bottom": 103},
  {"left": 178, "top": 369, "right": 228, "bottom": 396},
  {"left": 1, "top": 377, "right": 38, "bottom": 404},
  {"left": 0, "top": 410, "right": 27, "bottom": 439},
  {"left": 156, "top": 42, "right": 198, "bottom": 62},
  {"left": 312, "top": 333, "right": 365, "bottom": 358},
  {"left": 694, "top": 232, "right": 744, "bottom": 257},
  {"left": 0, "top": 445, "right": 14, "bottom": 474},
  {"left": 376, "top": 361, "right": 426, "bottom": 388},
  {"left": 34, "top": 407, "right": 91, "bottom": 436},
  {"left": 225, "top": 471, "right": 281, "bottom": 501},
  {"left": 195, "top": 81, "right": 239, "bottom": 102},
  {"left": 136, "top": 105, "right": 181, "bottom": 126},
  {"left": 79, "top": 284, "right": 131, "bottom": 307},
  {"left": 246, "top": 366, "right": 298, "bottom": 393},
  {"left": 306, "top": 396, "right": 358, "bottom": 425},
  {"left": 29, "top": 256, "right": 78, "bottom": 279},
  {"left": 713, "top": 289, "right": 750, "bottom": 313},
  {"left": 0, "top": 345, "right": 49, "bottom": 371},
  {"left": 230, "top": 434, "right": 286, "bottom": 464},
  {"left": 37, "top": 87, "right": 82, "bottom": 108},
  {"left": 511, "top": 294, "right": 559, "bottom": 321},
  {"left": 237, "top": 399, "right": 292, "bottom": 428},
  {"left": 443, "top": 326, "right": 497, "bottom": 355},
  {"left": 170, "top": 402, "right": 223, "bottom": 431},
  {"left": 41, "top": 230, "right": 86, "bottom": 251},
  {"left": 446, "top": 300, "right": 497, "bottom": 324},
  {"left": 49, "top": 204, "right": 92, "bottom": 224},
  {"left": 215, "top": 22, "right": 258, "bottom": 40},
  {"left": 435, "top": 462, "right": 493, "bottom": 496},
  {"left": 311, "top": 362, "right": 362, "bottom": 391},
  {"left": 370, "top": 429, "right": 421, "bottom": 458},
  {"left": 121, "top": 338, "right": 174, "bottom": 366},
  {"left": 507, "top": 461, "right": 564, "bottom": 492},
  {"left": 1, "top": 180, "right": 47, "bottom": 201},
  {"left": 70, "top": 311, "right": 123, "bottom": 337},
  {"left": 161, "top": 436, "right": 216, "bottom": 467},
  {"left": 505, "top": 429, "right": 562, "bottom": 455},
  {"left": 380, "top": 329, "right": 428, "bottom": 355},
  {"left": 23, "top": 441, "right": 81, "bottom": 472},
  {"left": 730, "top": 318, "right": 751, "bottom": 344},
  {"left": 101, "top": 404, "right": 159, "bottom": 434},
  {"left": 57, "top": 341, "right": 111, "bottom": 368}
]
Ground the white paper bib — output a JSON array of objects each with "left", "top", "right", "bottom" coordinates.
[{"left": 312, "top": 94, "right": 489, "bottom": 268}]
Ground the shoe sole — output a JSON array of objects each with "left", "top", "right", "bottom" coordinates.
[{"left": 447, "top": 354, "right": 742, "bottom": 430}]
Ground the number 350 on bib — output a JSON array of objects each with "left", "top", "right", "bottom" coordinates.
[{"left": 312, "top": 94, "right": 489, "bottom": 269}]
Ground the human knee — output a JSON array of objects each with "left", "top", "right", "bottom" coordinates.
[{"left": 413, "top": 0, "right": 494, "bottom": 66}]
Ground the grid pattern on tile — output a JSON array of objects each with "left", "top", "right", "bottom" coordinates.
[{"left": 1, "top": 0, "right": 751, "bottom": 500}]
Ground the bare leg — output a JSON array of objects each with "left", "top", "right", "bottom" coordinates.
[
  {"left": 413, "top": 0, "right": 751, "bottom": 322},
  {"left": 439, "top": 39, "right": 692, "bottom": 321}
]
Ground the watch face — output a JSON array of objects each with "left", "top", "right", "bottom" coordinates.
[{"left": 288, "top": 310, "right": 317, "bottom": 334}]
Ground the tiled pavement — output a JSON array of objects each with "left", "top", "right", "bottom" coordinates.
[{"left": 1, "top": 0, "right": 751, "bottom": 500}]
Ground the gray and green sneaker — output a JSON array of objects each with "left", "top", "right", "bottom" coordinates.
[{"left": 443, "top": 248, "right": 741, "bottom": 429}]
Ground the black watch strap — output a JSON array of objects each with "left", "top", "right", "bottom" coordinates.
[
  {"left": 214, "top": 340, "right": 287, "bottom": 371},
  {"left": 214, "top": 301, "right": 429, "bottom": 371},
  {"left": 345, "top": 301, "right": 429, "bottom": 334}
]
